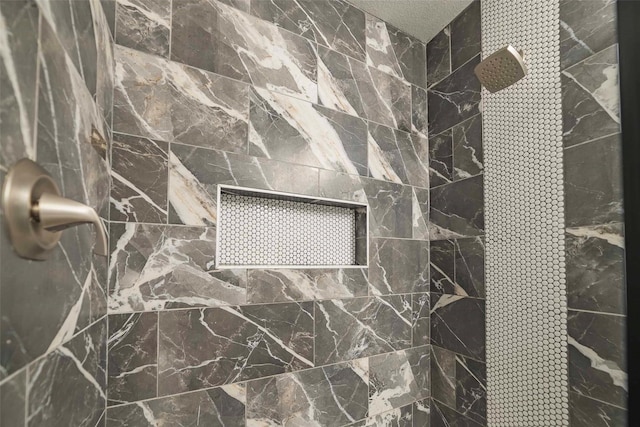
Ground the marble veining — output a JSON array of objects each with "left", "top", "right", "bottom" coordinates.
[
  {"left": 431, "top": 294, "right": 485, "bottom": 360},
  {"left": 429, "top": 130, "right": 454, "bottom": 188},
  {"left": 569, "top": 391, "right": 627, "bottom": 427},
  {"left": 450, "top": 1, "right": 482, "bottom": 71},
  {"left": 412, "top": 187, "right": 429, "bottom": 240},
  {"left": 430, "top": 175, "right": 485, "bottom": 240},
  {"left": 0, "top": 369, "right": 26, "bottom": 426},
  {"left": 453, "top": 115, "right": 483, "bottom": 180},
  {"left": 411, "top": 85, "right": 429, "bottom": 137},
  {"left": 368, "top": 238, "right": 429, "bottom": 295},
  {"left": 427, "top": 26, "right": 451, "bottom": 88},
  {"left": 115, "top": 0, "right": 171, "bottom": 57},
  {"left": 412, "top": 293, "right": 430, "bottom": 347}
]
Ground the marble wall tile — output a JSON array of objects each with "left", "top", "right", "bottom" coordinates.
[
  {"left": 428, "top": 55, "right": 481, "bottom": 136},
  {"left": 250, "top": 0, "right": 366, "bottom": 62},
  {"left": 318, "top": 46, "right": 411, "bottom": 132},
  {"left": 347, "top": 405, "right": 413, "bottom": 427},
  {"left": 319, "top": 170, "right": 368, "bottom": 203},
  {"left": 431, "top": 294, "right": 485, "bottom": 360},
  {"left": 246, "top": 358, "right": 369, "bottom": 426},
  {"left": 110, "top": 133, "right": 168, "bottom": 223},
  {"left": 568, "top": 310, "right": 627, "bottom": 408},
  {"left": 158, "top": 303, "right": 314, "bottom": 395},
  {"left": 453, "top": 115, "right": 483, "bottom": 180},
  {"left": 564, "top": 134, "right": 624, "bottom": 227},
  {"left": 453, "top": 237, "right": 485, "bottom": 298},
  {"left": 27, "top": 319, "right": 107, "bottom": 427},
  {"left": 171, "top": 0, "right": 318, "bottom": 102},
  {"left": 429, "top": 130, "right": 453, "bottom": 188},
  {"left": 169, "top": 143, "right": 320, "bottom": 225},
  {"left": 427, "top": 27, "right": 451, "bottom": 88},
  {"left": 249, "top": 87, "right": 367, "bottom": 175},
  {"left": 566, "top": 224, "right": 625, "bottom": 314},
  {"left": 413, "top": 399, "right": 431, "bottom": 426},
  {"left": 569, "top": 391, "right": 627, "bottom": 427},
  {"left": 559, "top": 0, "right": 618, "bottom": 70},
  {"left": 315, "top": 296, "right": 412, "bottom": 364},
  {"left": 413, "top": 187, "right": 430, "bottom": 240},
  {"left": 430, "top": 175, "right": 484, "bottom": 240},
  {"left": 430, "top": 240, "right": 456, "bottom": 295},
  {"left": 562, "top": 45, "right": 620, "bottom": 148},
  {"left": 106, "top": 384, "right": 245, "bottom": 427},
  {"left": 113, "top": 46, "right": 250, "bottom": 152},
  {"left": 412, "top": 85, "right": 429, "bottom": 137},
  {"left": 247, "top": 268, "right": 369, "bottom": 304},
  {"left": 431, "top": 346, "right": 456, "bottom": 409},
  {"left": 107, "top": 312, "right": 158, "bottom": 405},
  {"left": 369, "top": 238, "right": 429, "bottom": 295},
  {"left": 219, "top": 0, "right": 250, "bottom": 13},
  {"left": 0, "top": 369, "right": 26, "bottom": 427},
  {"left": 456, "top": 355, "right": 486, "bottom": 424},
  {"left": 450, "top": 1, "right": 481, "bottom": 71},
  {"left": 413, "top": 293, "right": 431, "bottom": 347},
  {"left": 93, "top": 0, "right": 115, "bottom": 130},
  {"left": 100, "top": 0, "right": 116, "bottom": 35},
  {"left": 363, "top": 178, "right": 413, "bottom": 238},
  {"left": 431, "top": 398, "right": 482, "bottom": 427},
  {"left": 109, "top": 223, "right": 246, "bottom": 313},
  {"left": 115, "top": 0, "right": 171, "bottom": 57}
]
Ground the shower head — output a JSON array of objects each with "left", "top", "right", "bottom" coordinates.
[{"left": 474, "top": 45, "right": 527, "bottom": 93}]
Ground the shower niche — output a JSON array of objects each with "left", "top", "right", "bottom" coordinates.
[{"left": 216, "top": 185, "right": 368, "bottom": 269}]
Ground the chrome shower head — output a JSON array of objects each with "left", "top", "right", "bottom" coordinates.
[{"left": 474, "top": 45, "right": 527, "bottom": 93}]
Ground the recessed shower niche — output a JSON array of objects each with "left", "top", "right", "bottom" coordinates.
[{"left": 216, "top": 185, "right": 368, "bottom": 269}]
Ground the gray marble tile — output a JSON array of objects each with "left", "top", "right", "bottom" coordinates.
[
  {"left": 169, "top": 143, "right": 320, "bottom": 226},
  {"left": 430, "top": 176, "right": 484, "bottom": 240},
  {"left": 429, "top": 130, "right": 453, "bottom": 188},
  {"left": 219, "top": 0, "right": 250, "bottom": 12},
  {"left": 428, "top": 55, "right": 481, "bottom": 136},
  {"left": 569, "top": 391, "right": 627, "bottom": 427},
  {"left": 109, "top": 223, "right": 246, "bottom": 313},
  {"left": 107, "top": 384, "right": 245, "bottom": 427},
  {"left": 450, "top": 1, "right": 481, "bottom": 71},
  {"left": 113, "top": 46, "right": 249, "bottom": 152},
  {"left": 247, "top": 358, "right": 368, "bottom": 426},
  {"left": 249, "top": 87, "right": 367, "bottom": 175},
  {"left": 100, "top": 0, "right": 116, "bottom": 35},
  {"left": 158, "top": 303, "right": 314, "bottom": 395},
  {"left": 431, "top": 399, "right": 482, "bottom": 427},
  {"left": 562, "top": 45, "right": 620, "bottom": 148},
  {"left": 412, "top": 187, "right": 430, "bottom": 240},
  {"left": 453, "top": 115, "right": 483, "bottom": 180},
  {"left": 115, "top": 0, "right": 171, "bottom": 57},
  {"left": 431, "top": 294, "right": 485, "bottom": 360},
  {"left": 107, "top": 312, "right": 158, "bottom": 405},
  {"left": 412, "top": 85, "right": 429, "bottom": 138},
  {"left": 347, "top": 405, "right": 413, "bottom": 427},
  {"left": 247, "top": 268, "right": 368, "bottom": 304},
  {"left": 27, "top": 319, "right": 107, "bottom": 427},
  {"left": 431, "top": 346, "right": 456, "bottom": 409},
  {"left": 318, "top": 46, "right": 412, "bottom": 132},
  {"left": 454, "top": 237, "right": 485, "bottom": 298},
  {"left": 456, "top": 354, "right": 486, "bottom": 424},
  {"left": 413, "top": 399, "right": 431, "bottom": 426},
  {"left": 250, "top": 0, "right": 366, "bottom": 62},
  {"left": 93, "top": 0, "right": 115, "bottom": 130},
  {"left": 427, "top": 27, "right": 450, "bottom": 88},
  {"left": 171, "top": 0, "right": 318, "bottom": 102},
  {"left": 0, "top": 369, "right": 26, "bottom": 427},
  {"left": 315, "top": 295, "right": 412, "bottom": 364},
  {"left": 565, "top": 134, "right": 624, "bottom": 227},
  {"left": 110, "top": 133, "right": 168, "bottom": 223},
  {"left": 560, "top": 0, "right": 618, "bottom": 70},
  {"left": 430, "top": 240, "right": 456, "bottom": 295},
  {"left": 413, "top": 293, "right": 430, "bottom": 347},
  {"left": 566, "top": 224, "right": 625, "bottom": 314},
  {"left": 568, "top": 310, "right": 627, "bottom": 408},
  {"left": 369, "top": 238, "right": 429, "bottom": 295}
]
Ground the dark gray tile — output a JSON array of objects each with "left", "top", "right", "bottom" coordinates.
[
  {"left": 318, "top": 46, "right": 411, "bottom": 132},
  {"left": 413, "top": 293, "right": 430, "bottom": 347},
  {"left": 251, "top": 0, "right": 366, "bottom": 62},
  {"left": 249, "top": 87, "right": 367, "bottom": 175},
  {"left": 568, "top": 310, "right": 626, "bottom": 408},
  {"left": 428, "top": 55, "right": 481, "bottom": 136},
  {"left": 453, "top": 115, "right": 483, "bottom": 180},
  {"left": 107, "top": 312, "right": 158, "bottom": 405},
  {"left": 107, "top": 384, "right": 245, "bottom": 427},
  {"left": 100, "top": 0, "right": 116, "bottom": 35},
  {"left": 109, "top": 223, "right": 246, "bottom": 313},
  {"left": 348, "top": 405, "right": 413, "bottom": 427},
  {"left": 429, "top": 130, "right": 453, "bottom": 188},
  {"left": 456, "top": 355, "right": 486, "bottom": 424},
  {"left": 431, "top": 346, "right": 456, "bottom": 409},
  {"left": 115, "top": 0, "right": 171, "bottom": 57},
  {"left": 413, "top": 399, "right": 431, "bottom": 426},
  {"left": 430, "top": 176, "right": 484, "bottom": 240},
  {"left": 427, "top": 27, "right": 450, "bottom": 88},
  {"left": 565, "top": 134, "right": 624, "bottom": 227},
  {"left": 562, "top": 45, "right": 620, "bottom": 148},
  {"left": 110, "top": 133, "right": 168, "bottom": 223},
  {"left": 431, "top": 399, "right": 482, "bottom": 427},
  {"left": 93, "top": 0, "right": 114, "bottom": 129},
  {"left": 27, "top": 319, "right": 107, "bottom": 427},
  {"left": 113, "top": 46, "right": 249, "bottom": 152},
  {"left": 569, "top": 391, "right": 627, "bottom": 427},
  {"left": 158, "top": 303, "right": 314, "bottom": 395},
  {"left": 431, "top": 294, "right": 485, "bottom": 360},
  {"left": 560, "top": 0, "right": 618, "bottom": 70},
  {"left": 566, "top": 224, "right": 625, "bottom": 314},
  {"left": 412, "top": 85, "right": 429, "bottom": 137},
  {"left": 430, "top": 240, "right": 456, "bottom": 295},
  {"left": 450, "top": 1, "right": 481, "bottom": 71},
  {"left": 0, "top": 369, "right": 26, "bottom": 427},
  {"left": 363, "top": 178, "right": 413, "bottom": 238},
  {"left": 247, "top": 268, "right": 368, "bottom": 304},
  {"left": 454, "top": 237, "right": 485, "bottom": 298},
  {"left": 246, "top": 359, "right": 368, "bottom": 426},
  {"left": 412, "top": 187, "right": 430, "bottom": 240},
  {"left": 315, "top": 296, "right": 412, "bottom": 364},
  {"left": 369, "top": 239, "right": 429, "bottom": 295},
  {"left": 171, "top": 0, "right": 318, "bottom": 102}
]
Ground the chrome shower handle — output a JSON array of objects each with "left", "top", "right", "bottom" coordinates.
[{"left": 32, "top": 192, "right": 108, "bottom": 256}]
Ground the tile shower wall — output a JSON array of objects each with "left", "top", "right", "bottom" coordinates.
[
  {"left": 0, "top": 0, "right": 113, "bottom": 426},
  {"left": 561, "top": 0, "right": 627, "bottom": 424},
  {"left": 425, "top": 2, "right": 487, "bottom": 426},
  {"left": 106, "top": 0, "right": 431, "bottom": 425}
]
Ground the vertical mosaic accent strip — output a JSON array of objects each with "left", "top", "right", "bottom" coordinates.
[{"left": 481, "top": 0, "right": 569, "bottom": 425}]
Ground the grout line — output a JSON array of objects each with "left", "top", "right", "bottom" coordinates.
[
  {"left": 567, "top": 307, "right": 626, "bottom": 318},
  {"left": 563, "top": 131, "right": 622, "bottom": 151}
]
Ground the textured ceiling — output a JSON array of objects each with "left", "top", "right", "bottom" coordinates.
[{"left": 348, "top": 0, "right": 475, "bottom": 43}]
